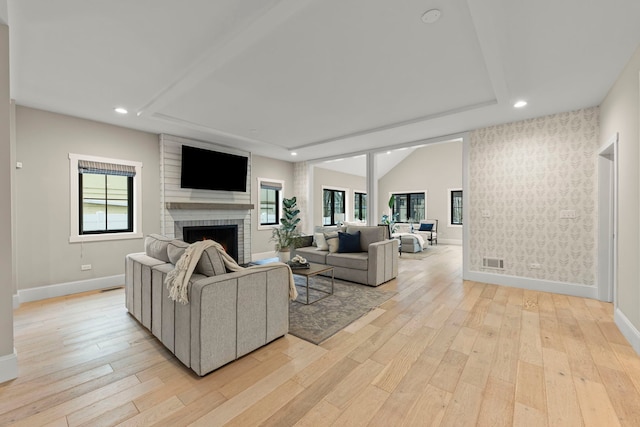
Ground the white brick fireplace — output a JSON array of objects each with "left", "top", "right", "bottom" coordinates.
[{"left": 159, "top": 135, "right": 253, "bottom": 264}]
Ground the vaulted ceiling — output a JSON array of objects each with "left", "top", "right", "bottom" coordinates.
[{"left": 7, "top": 0, "right": 640, "bottom": 162}]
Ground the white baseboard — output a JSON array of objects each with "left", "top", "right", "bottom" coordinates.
[
  {"left": 251, "top": 251, "right": 278, "bottom": 262},
  {"left": 433, "top": 239, "right": 462, "bottom": 245},
  {"left": 463, "top": 270, "right": 599, "bottom": 299},
  {"left": 17, "top": 274, "right": 125, "bottom": 304},
  {"left": 0, "top": 349, "right": 18, "bottom": 384},
  {"left": 12, "top": 294, "right": 19, "bottom": 309},
  {"left": 614, "top": 308, "right": 640, "bottom": 355}
]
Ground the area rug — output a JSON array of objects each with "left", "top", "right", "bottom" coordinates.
[
  {"left": 288, "top": 275, "right": 396, "bottom": 345},
  {"left": 400, "top": 245, "right": 448, "bottom": 260}
]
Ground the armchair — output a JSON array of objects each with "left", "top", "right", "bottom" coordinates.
[{"left": 415, "top": 219, "right": 438, "bottom": 245}]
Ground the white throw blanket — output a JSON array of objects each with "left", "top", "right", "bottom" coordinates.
[{"left": 165, "top": 240, "right": 298, "bottom": 304}]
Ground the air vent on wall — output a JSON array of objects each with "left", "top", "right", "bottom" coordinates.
[{"left": 483, "top": 257, "right": 504, "bottom": 270}]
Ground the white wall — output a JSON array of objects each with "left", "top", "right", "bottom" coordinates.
[
  {"left": 600, "top": 43, "right": 640, "bottom": 349},
  {"left": 311, "top": 166, "right": 366, "bottom": 227},
  {"left": 0, "top": 1, "right": 7, "bottom": 25},
  {"left": 0, "top": 23, "right": 17, "bottom": 383},
  {"left": 14, "top": 107, "right": 160, "bottom": 296},
  {"left": 377, "top": 141, "right": 463, "bottom": 244},
  {"left": 250, "top": 154, "right": 294, "bottom": 257}
]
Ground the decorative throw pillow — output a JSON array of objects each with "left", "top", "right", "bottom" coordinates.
[
  {"left": 324, "top": 231, "right": 340, "bottom": 253},
  {"left": 167, "top": 239, "right": 189, "bottom": 264},
  {"left": 347, "top": 225, "right": 383, "bottom": 251},
  {"left": 315, "top": 232, "right": 329, "bottom": 251},
  {"left": 338, "top": 231, "right": 361, "bottom": 253},
  {"left": 419, "top": 223, "right": 433, "bottom": 231},
  {"left": 195, "top": 246, "right": 227, "bottom": 276},
  {"left": 144, "top": 234, "right": 172, "bottom": 263}
]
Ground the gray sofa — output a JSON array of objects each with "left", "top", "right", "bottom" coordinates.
[
  {"left": 125, "top": 234, "right": 291, "bottom": 376},
  {"left": 294, "top": 225, "right": 399, "bottom": 286}
]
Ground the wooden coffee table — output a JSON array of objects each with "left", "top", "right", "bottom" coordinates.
[{"left": 291, "top": 262, "right": 334, "bottom": 305}]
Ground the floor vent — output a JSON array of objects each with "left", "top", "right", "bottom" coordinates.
[{"left": 482, "top": 257, "right": 504, "bottom": 270}]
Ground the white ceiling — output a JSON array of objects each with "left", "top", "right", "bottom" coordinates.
[
  {"left": 314, "top": 145, "right": 430, "bottom": 178},
  {"left": 7, "top": 0, "right": 640, "bottom": 162}
]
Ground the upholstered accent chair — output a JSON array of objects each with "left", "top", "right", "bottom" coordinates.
[{"left": 415, "top": 219, "right": 438, "bottom": 245}]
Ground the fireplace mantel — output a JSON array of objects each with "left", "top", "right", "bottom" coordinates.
[{"left": 165, "top": 202, "right": 254, "bottom": 210}]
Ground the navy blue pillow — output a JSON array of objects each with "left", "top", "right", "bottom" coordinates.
[
  {"left": 337, "top": 231, "right": 361, "bottom": 253},
  {"left": 419, "top": 223, "right": 433, "bottom": 231}
]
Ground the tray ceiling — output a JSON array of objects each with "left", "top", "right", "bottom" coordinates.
[{"left": 7, "top": 0, "right": 640, "bottom": 161}]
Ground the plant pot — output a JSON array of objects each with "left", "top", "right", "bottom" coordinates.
[{"left": 278, "top": 250, "right": 291, "bottom": 263}]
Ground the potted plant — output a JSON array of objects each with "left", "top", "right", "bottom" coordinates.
[
  {"left": 380, "top": 195, "right": 399, "bottom": 234},
  {"left": 271, "top": 196, "right": 301, "bottom": 262}
]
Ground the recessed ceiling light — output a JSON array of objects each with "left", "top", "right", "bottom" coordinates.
[
  {"left": 514, "top": 100, "right": 527, "bottom": 108},
  {"left": 114, "top": 107, "right": 128, "bottom": 114},
  {"left": 421, "top": 9, "right": 441, "bottom": 24},
  {"left": 290, "top": 152, "right": 297, "bottom": 156}
]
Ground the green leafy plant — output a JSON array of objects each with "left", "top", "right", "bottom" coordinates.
[
  {"left": 380, "top": 195, "right": 399, "bottom": 233},
  {"left": 271, "top": 196, "right": 301, "bottom": 252}
]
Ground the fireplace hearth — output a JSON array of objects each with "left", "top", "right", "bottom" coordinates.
[{"left": 183, "top": 225, "right": 239, "bottom": 262}]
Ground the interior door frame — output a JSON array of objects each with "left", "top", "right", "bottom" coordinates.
[{"left": 597, "top": 132, "right": 618, "bottom": 303}]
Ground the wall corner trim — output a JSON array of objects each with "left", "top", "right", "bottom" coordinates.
[
  {"left": 614, "top": 308, "right": 640, "bottom": 355},
  {"left": 0, "top": 349, "right": 18, "bottom": 384}
]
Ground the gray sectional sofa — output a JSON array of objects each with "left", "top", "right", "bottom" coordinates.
[
  {"left": 125, "top": 234, "right": 291, "bottom": 376},
  {"left": 294, "top": 224, "right": 399, "bottom": 287}
]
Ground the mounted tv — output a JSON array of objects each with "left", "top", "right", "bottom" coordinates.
[{"left": 180, "top": 145, "right": 248, "bottom": 192}]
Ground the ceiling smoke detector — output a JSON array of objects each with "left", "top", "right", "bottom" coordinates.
[{"left": 421, "top": 9, "right": 441, "bottom": 24}]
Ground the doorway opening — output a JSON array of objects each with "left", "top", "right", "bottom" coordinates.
[{"left": 597, "top": 133, "right": 618, "bottom": 303}]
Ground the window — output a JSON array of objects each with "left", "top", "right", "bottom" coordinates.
[
  {"left": 323, "top": 188, "right": 345, "bottom": 225},
  {"left": 354, "top": 192, "right": 367, "bottom": 221},
  {"left": 69, "top": 154, "right": 142, "bottom": 242},
  {"left": 79, "top": 168, "right": 133, "bottom": 233},
  {"left": 391, "top": 192, "right": 425, "bottom": 222},
  {"left": 449, "top": 188, "right": 463, "bottom": 226},
  {"left": 258, "top": 178, "right": 283, "bottom": 227}
]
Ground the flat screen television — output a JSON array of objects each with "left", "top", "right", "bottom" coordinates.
[{"left": 180, "top": 145, "right": 248, "bottom": 192}]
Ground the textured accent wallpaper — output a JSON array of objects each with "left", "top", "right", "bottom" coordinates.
[{"left": 469, "top": 107, "right": 599, "bottom": 286}]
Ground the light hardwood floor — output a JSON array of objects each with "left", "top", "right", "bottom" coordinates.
[{"left": 3, "top": 245, "right": 640, "bottom": 426}]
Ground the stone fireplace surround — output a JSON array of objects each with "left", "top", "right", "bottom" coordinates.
[
  {"left": 182, "top": 224, "right": 239, "bottom": 262},
  {"left": 159, "top": 135, "right": 254, "bottom": 265},
  {"left": 162, "top": 203, "right": 252, "bottom": 265},
  {"left": 175, "top": 219, "right": 244, "bottom": 262}
]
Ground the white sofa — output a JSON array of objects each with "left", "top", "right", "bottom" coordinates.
[
  {"left": 125, "top": 234, "right": 291, "bottom": 376},
  {"left": 391, "top": 224, "right": 425, "bottom": 253}
]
